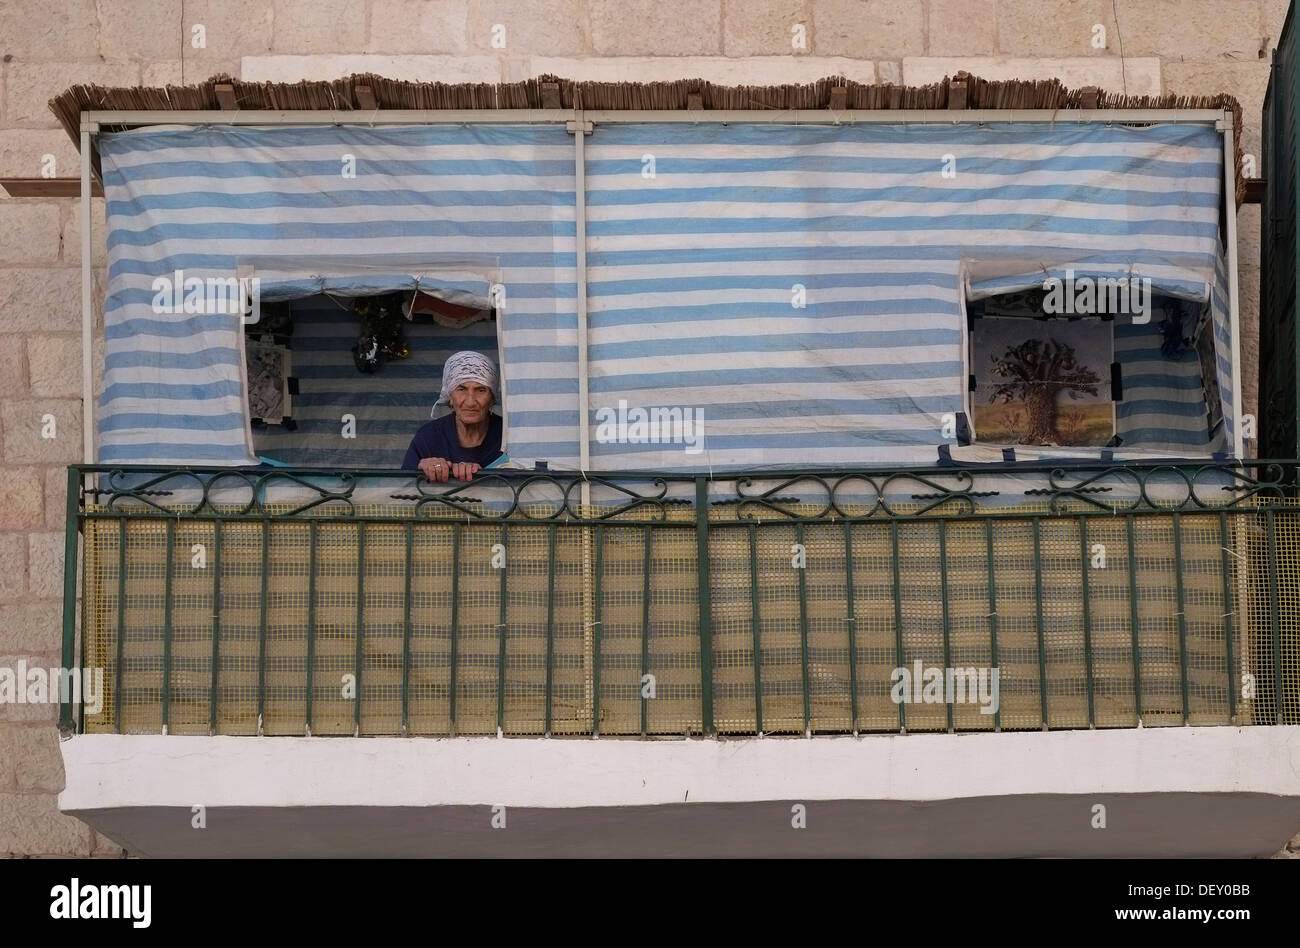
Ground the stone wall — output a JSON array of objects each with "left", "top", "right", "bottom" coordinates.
[{"left": 0, "top": 0, "right": 1293, "bottom": 856}]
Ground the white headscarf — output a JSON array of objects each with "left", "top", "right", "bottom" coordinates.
[{"left": 433, "top": 350, "right": 498, "bottom": 416}]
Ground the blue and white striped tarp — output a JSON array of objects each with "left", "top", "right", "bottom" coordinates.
[
  {"left": 98, "top": 120, "right": 1233, "bottom": 471},
  {"left": 1113, "top": 298, "right": 1222, "bottom": 452},
  {"left": 582, "top": 122, "right": 1229, "bottom": 469},
  {"left": 99, "top": 124, "right": 578, "bottom": 466},
  {"left": 1211, "top": 247, "right": 1236, "bottom": 448}
]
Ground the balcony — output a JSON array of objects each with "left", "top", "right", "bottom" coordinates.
[
  {"left": 53, "top": 460, "right": 1300, "bottom": 856},
  {"left": 60, "top": 459, "right": 1300, "bottom": 736}
]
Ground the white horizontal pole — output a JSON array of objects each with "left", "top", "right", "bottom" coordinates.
[{"left": 83, "top": 108, "right": 1228, "bottom": 128}]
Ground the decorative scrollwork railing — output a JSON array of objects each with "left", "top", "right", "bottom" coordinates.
[
  {"left": 80, "top": 458, "right": 1297, "bottom": 523},
  {"left": 62, "top": 459, "right": 1300, "bottom": 738}
]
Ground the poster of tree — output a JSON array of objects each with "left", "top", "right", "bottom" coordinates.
[{"left": 971, "top": 317, "right": 1114, "bottom": 447}]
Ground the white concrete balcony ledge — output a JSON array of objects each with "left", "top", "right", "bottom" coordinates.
[{"left": 60, "top": 727, "right": 1300, "bottom": 858}]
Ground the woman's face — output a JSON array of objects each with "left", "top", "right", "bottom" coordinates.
[{"left": 450, "top": 382, "right": 493, "bottom": 423}]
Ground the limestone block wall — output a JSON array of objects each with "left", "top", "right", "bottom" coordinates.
[{"left": 0, "top": 0, "right": 1293, "bottom": 857}]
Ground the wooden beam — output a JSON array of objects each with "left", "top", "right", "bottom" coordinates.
[
  {"left": 0, "top": 177, "right": 103, "bottom": 198},
  {"left": 354, "top": 85, "right": 377, "bottom": 110},
  {"left": 1242, "top": 177, "right": 1266, "bottom": 204},
  {"left": 687, "top": 92, "right": 703, "bottom": 110},
  {"left": 1080, "top": 86, "right": 1100, "bottom": 110},
  {"left": 214, "top": 83, "right": 237, "bottom": 110},
  {"left": 947, "top": 79, "right": 967, "bottom": 110},
  {"left": 828, "top": 86, "right": 848, "bottom": 110},
  {"left": 540, "top": 81, "right": 562, "bottom": 110}
]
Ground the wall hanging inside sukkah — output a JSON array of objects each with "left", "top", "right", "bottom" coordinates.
[{"left": 349, "top": 292, "right": 409, "bottom": 374}]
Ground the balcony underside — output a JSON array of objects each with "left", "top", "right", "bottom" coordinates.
[
  {"left": 60, "top": 727, "right": 1300, "bottom": 858},
  {"left": 64, "top": 796, "right": 1300, "bottom": 858}
]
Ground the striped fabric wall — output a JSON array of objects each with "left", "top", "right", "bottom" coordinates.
[
  {"left": 1211, "top": 247, "right": 1237, "bottom": 448},
  {"left": 250, "top": 296, "right": 499, "bottom": 468},
  {"left": 98, "top": 124, "right": 578, "bottom": 467},
  {"left": 99, "top": 120, "right": 1230, "bottom": 471},
  {"left": 1113, "top": 298, "right": 1221, "bottom": 452},
  {"left": 582, "top": 122, "right": 1227, "bottom": 469}
]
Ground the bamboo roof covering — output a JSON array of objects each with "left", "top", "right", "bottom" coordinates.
[{"left": 49, "top": 71, "right": 1246, "bottom": 205}]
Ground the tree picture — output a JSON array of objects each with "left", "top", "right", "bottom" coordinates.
[
  {"left": 971, "top": 318, "right": 1113, "bottom": 447},
  {"left": 989, "top": 337, "right": 1101, "bottom": 443}
]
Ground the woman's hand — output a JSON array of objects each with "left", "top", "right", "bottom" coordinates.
[
  {"left": 418, "top": 457, "right": 451, "bottom": 482},
  {"left": 449, "top": 461, "right": 481, "bottom": 481},
  {"left": 418, "top": 458, "right": 480, "bottom": 482}
]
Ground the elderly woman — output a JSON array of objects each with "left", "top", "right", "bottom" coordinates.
[{"left": 402, "top": 350, "right": 503, "bottom": 481}]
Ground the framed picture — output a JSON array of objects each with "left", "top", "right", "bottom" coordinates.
[
  {"left": 970, "top": 316, "right": 1114, "bottom": 447},
  {"left": 246, "top": 340, "right": 292, "bottom": 425}
]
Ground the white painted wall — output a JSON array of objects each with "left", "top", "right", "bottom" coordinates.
[{"left": 60, "top": 726, "right": 1300, "bottom": 811}]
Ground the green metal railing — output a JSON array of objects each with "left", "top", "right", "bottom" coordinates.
[{"left": 61, "top": 460, "right": 1300, "bottom": 736}]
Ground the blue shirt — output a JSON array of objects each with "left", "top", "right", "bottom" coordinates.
[{"left": 402, "top": 412, "right": 503, "bottom": 470}]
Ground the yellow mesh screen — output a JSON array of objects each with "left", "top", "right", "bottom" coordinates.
[{"left": 80, "top": 498, "right": 1300, "bottom": 736}]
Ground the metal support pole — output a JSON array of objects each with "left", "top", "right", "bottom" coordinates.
[
  {"left": 84, "top": 108, "right": 1229, "bottom": 127},
  {"left": 65, "top": 123, "right": 94, "bottom": 733},
  {"left": 572, "top": 112, "right": 592, "bottom": 478},
  {"left": 694, "top": 477, "right": 714, "bottom": 735},
  {"left": 80, "top": 125, "right": 94, "bottom": 465},
  {"left": 59, "top": 467, "right": 81, "bottom": 733},
  {"left": 1222, "top": 114, "right": 1245, "bottom": 458},
  {"left": 571, "top": 114, "right": 597, "bottom": 726}
]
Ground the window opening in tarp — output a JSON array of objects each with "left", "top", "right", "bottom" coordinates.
[
  {"left": 245, "top": 291, "right": 501, "bottom": 469},
  {"left": 963, "top": 288, "right": 1227, "bottom": 457}
]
